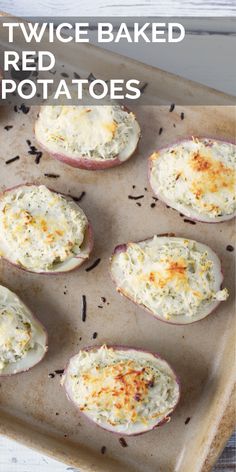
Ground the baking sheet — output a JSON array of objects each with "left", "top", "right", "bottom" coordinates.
[{"left": 0, "top": 102, "right": 235, "bottom": 472}]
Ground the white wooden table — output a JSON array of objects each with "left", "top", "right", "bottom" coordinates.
[
  {"left": 0, "top": 0, "right": 235, "bottom": 16},
  {"left": 0, "top": 1, "right": 235, "bottom": 471}
]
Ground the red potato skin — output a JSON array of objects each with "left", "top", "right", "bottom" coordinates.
[
  {"left": 0, "top": 292, "right": 48, "bottom": 377},
  {"left": 63, "top": 345, "right": 180, "bottom": 436},
  {"left": 0, "top": 184, "right": 94, "bottom": 275},
  {"left": 110, "top": 235, "right": 224, "bottom": 326},
  {"left": 148, "top": 136, "right": 236, "bottom": 224},
  {"left": 36, "top": 139, "right": 139, "bottom": 171}
]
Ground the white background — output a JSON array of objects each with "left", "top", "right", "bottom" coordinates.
[{"left": 0, "top": 1, "right": 235, "bottom": 471}]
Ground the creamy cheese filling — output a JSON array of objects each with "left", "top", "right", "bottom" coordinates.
[
  {"left": 0, "top": 185, "right": 88, "bottom": 271},
  {"left": 36, "top": 105, "right": 138, "bottom": 161},
  {"left": 0, "top": 302, "right": 34, "bottom": 370},
  {"left": 112, "top": 237, "right": 228, "bottom": 320},
  {"left": 64, "top": 346, "right": 179, "bottom": 431},
  {"left": 150, "top": 138, "right": 236, "bottom": 218}
]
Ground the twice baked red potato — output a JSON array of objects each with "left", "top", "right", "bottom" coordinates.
[
  {"left": 110, "top": 235, "right": 228, "bottom": 324},
  {"left": 148, "top": 137, "right": 236, "bottom": 223},
  {"left": 0, "top": 184, "right": 93, "bottom": 274},
  {"left": 0, "top": 284, "right": 47, "bottom": 376},
  {"left": 35, "top": 104, "right": 141, "bottom": 170},
  {"left": 62, "top": 344, "right": 180, "bottom": 435}
]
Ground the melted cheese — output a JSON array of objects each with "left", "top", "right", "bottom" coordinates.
[
  {"left": 36, "top": 104, "right": 139, "bottom": 161},
  {"left": 0, "top": 185, "right": 88, "bottom": 272},
  {"left": 150, "top": 138, "right": 236, "bottom": 219},
  {"left": 0, "top": 305, "right": 33, "bottom": 370},
  {"left": 111, "top": 236, "right": 228, "bottom": 321},
  {"left": 63, "top": 346, "right": 179, "bottom": 433}
]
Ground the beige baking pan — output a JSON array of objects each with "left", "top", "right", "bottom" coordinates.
[{"left": 0, "top": 15, "right": 235, "bottom": 472}]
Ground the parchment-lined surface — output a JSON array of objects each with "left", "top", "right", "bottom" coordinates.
[{"left": 0, "top": 104, "right": 235, "bottom": 472}]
